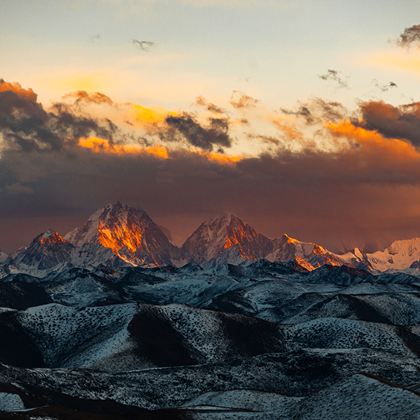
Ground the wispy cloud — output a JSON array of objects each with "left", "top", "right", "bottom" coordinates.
[
  {"left": 372, "top": 80, "right": 398, "bottom": 92},
  {"left": 230, "top": 91, "right": 258, "bottom": 109},
  {"left": 132, "top": 39, "right": 155, "bottom": 52},
  {"left": 319, "top": 69, "right": 348, "bottom": 88}
]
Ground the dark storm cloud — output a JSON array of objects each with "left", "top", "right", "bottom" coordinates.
[
  {"left": 230, "top": 91, "right": 258, "bottom": 109},
  {"left": 165, "top": 113, "right": 231, "bottom": 151},
  {"left": 0, "top": 80, "right": 58, "bottom": 151},
  {"left": 356, "top": 100, "right": 420, "bottom": 147},
  {"left": 319, "top": 69, "right": 348, "bottom": 88},
  {"left": 0, "top": 79, "right": 117, "bottom": 152},
  {"left": 397, "top": 24, "right": 420, "bottom": 47}
]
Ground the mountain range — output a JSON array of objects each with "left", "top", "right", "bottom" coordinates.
[
  {"left": 1, "top": 202, "right": 419, "bottom": 277},
  {"left": 0, "top": 202, "right": 419, "bottom": 417}
]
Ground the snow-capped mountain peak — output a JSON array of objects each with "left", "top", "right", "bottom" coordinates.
[
  {"left": 65, "top": 202, "right": 174, "bottom": 267},
  {"left": 181, "top": 213, "right": 273, "bottom": 264}
]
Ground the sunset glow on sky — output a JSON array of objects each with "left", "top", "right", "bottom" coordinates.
[{"left": 0, "top": 0, "right": 419, "bottom": 253}]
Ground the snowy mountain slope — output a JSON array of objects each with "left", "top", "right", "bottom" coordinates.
[
  {"left": 43, "top": 267, "right": 125, "bottom": 308},
  {"left": 0, "top": 302, "right": 282, "bottom": 371},
  {"left": 5, "top": 262, "right": 417, "bottom": 323},
  {"left": 0, "top": 258, "right": 418, "bottom": 417},
  {"left": 184, "top": 374, "right": 420, "bottom": 419},
  {"left": 17, "top": 303, "right": 138, "bottom": 368},
  {"left": 65, "top": 202, "right": 175, "bottom": 267},
  {"left": 182, "top": 389, "right": 303, "bottom": 417},
  {"left": 292, "top": 374, "right": 420, "bottom": 420},
  {"left": 0, "top": 294, "right": 418, "bottom": 372},
  {"left": 0, "top": 349, "right": 420, "bottom": 420},
  {"left": 276, "top": 292, "right": 420, "bottom": 326},
  {"left": 283, "top": 317, "right": 417, "bottom": 356}
]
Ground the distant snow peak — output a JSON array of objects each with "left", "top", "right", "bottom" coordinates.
[
  {"left": 364, "top": 237, "right": 420, "bottom": 272},
  {"left": 267, "top": 234, "right": 343, "bottom": 271},
  {"left": 11, "top": 229, "right": 74, "bottom": 273}
]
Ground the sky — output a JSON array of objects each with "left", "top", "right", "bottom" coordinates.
[{"left": 0, "top": 0, "right": 420, "bottom": 253}]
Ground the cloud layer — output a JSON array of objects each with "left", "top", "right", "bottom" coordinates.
[{"left": 0, "top": 79, "right": 419, "bottom": 253}]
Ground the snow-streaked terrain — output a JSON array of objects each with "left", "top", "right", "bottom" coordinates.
[{"left": 0, "top": 259, "right": 418, "bottom": 418}]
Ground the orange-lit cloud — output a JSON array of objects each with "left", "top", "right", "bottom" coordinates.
[
  {"left": 78, "top": 136, "right": 169, "bottom": 159},
  {"left": 131, "top": 104, "right": 178, "bottom": 125},
  {"left": 326, "top": 120, "right": 420, "bottom": 159},
  {"left": 201, "top": 151, "right": 242, "bottom": 164},
  {"left": 273, "top": 118, "right": 304, "bottom": 142},
  {"left": 78, "top": 136, "right": 243, "bottom": 165},
  {"left": 0, "top": 79, "right": 37, "bottom": 102}
]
